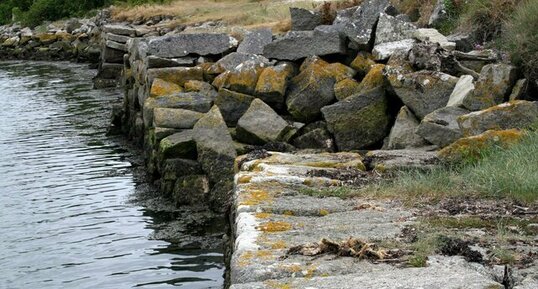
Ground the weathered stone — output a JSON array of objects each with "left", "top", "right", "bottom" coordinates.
[
  {"left": 458, "top": 101, "right": 538, "bottom": 136},
  {"left": 102, "top": 24, "right": 136, "bottom": 36},
  {"left": 385, "top": 106, "right": 429, "bottom": 149},
  {"left": 236, "top": 99, "right": 292, "bottom": 145},
  {"left": 374, "top": 13, "right": 417, "bottom": 45},
  {"left": 292, "top": 121, "right": 335, "bottom": 151},
  {"left": 387, "top": 70, "right": 458, "bottom": 119},
  {"left": 161, "top": 158, "right": 203, "bottom": 181},
  {"left": 153, "top": 108, "right": 204, "bottom": 129},
  {"left": 509, "top": 79, "right": 528, "bottom": 101},
  {"left": 357, "top": 64, "right": 385, "bottom": 94},
  {"left": 416, "top": 106, "right": 470, "bottom": 148},
  {"left": 173, "top": 175, "right": 210, "bottom": 205},
  {"left": 106, "top": 40, "right": 127, "bottom": 52},
  {"left": 210, "top": 52, "right": 271, "bottom": 74},
  {"left": 153, "top": 127, "right": 180, "bottom": 143},
  {"left": 255, "top": 62, "right": 296, "bottom": 106},
  {"left": 438, "top": 129, "right": 524, "bottom": 163},
  {"left": 147, "top": 55, "right": 196, "bottom": 68},
  {"left": 147, "top": 67, "right": 204, "bottom": 86},
  {"left": 366, "top": 149, "right": 439, "bottom": 171},
  {"left": 290, "top": 7, "right": 322, "bottom": 31},
  {"left": 142, "top": 93, "right": 213, "bottom": 127},
  {"left": 321, "top": 87, "right": 390, "bottom": 150},
  {"left": 150, "top": 78, "right": 183, "bottom": 97},
  {"left": 96, "top": 63, "right": 123, "bottom": 79},
  {"left": 2, "top": 36, "right": 19, "bottom": 47},
  {"left": 413, "top": 28, "right": 456, "bottom": 50},
  {"left": 447, "top": 75, "right": 474, "bottom": 107},
  {"left": 263, "top": 26, "right": 346, "bottom": 60},
  {"left": 333, "top": 0, "right": 393, "bottom": 49},
  {"left": 447, "top": 32, "right": 473, "bottom": 52},
  {"left": 159, "top": 130, "right": 197, "bottom": 160},
  {"left": 334, "top": 78, "right": 362, "bottom": 101},
  {"left": 372, "top": 39, "right": 416, "bottom": 61},
  {"left": 286, "top": 60, "right": 337, "bottom": 122},
  {"left": 325, "top": 62, "right": 356, "bottom": 82},
  {"left": 237, "top": 28, "right": 273, "bottom": 54},
  {"left": 349, "top": 52, "right": 376, "bottom": 78},
  {"left": 193, "top": 106, "right": 237, "bottom": 210},
  {"left": 459, "top": 49, "right": 499, "bottom": 73},
  {"left": 184, "top": 80, "right": 217, "bottom": 99},
  {"left": 148, "top": 33, "right": 238, "bottom": 58},
  {"left": 102, "top": 47, "right": 125, "bottom": 63},
  {"left": 463, "top": 64, "right": 517, "bottom": 110},
  {"left": 223, "top": 60, "right": 268, "bottom": 95},
  {"left": 215, "top": 88, "right": 255, "bottom": 126},
  {"left": 105, "top": 33, "right": 130, "bottom": 44}
]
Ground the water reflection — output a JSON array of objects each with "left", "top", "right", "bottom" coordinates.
[{"left": 0, "top": 61, "right": 224, "bottom": 289}]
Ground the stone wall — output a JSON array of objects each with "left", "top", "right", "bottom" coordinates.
[{"left": 112, "top": 0, "right": 536, "bottom": 216}]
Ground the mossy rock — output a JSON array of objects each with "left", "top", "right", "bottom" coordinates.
[
  {"left": 334, "top": 78, "right": 362, "bottom": 101},
  {"left": 438, "top": 129, "right": 524, "bottom": 163},
  {"left": 255, "top": 62, "right": 296, "bottom": 106},
  {"left": 350, "top": 52, "right": 376, "bottom": 77},
  {"left": 158, "top": 130, "right": 197, "bottom": 161},
  {"left": 357, "top": 64, "right": 385, "bottom": 94},
  {"left": 147, "top": 66, "right": 204, "bottom": 86}
]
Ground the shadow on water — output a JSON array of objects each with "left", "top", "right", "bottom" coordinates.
[{"left": 0, "top": 61, "right": 225, "bottom": 289}]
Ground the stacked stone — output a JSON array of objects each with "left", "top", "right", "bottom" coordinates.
[
  {"left": 0, "top": 19, "right": 100, "bottom": 62},
  {"left": 113, "top": 0, "right": 536, "bottom": 212}
]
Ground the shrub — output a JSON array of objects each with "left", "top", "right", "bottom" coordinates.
[
  {"left": 503, "top": 0, "right": 538, "bottom": 82},
  {"left": 458, "top": 0, "right": 520, "bottom": 43}
]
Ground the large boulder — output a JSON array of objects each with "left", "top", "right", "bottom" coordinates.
[
  {"left": 263, "top": 25, "right": 346, "bottom": 60},
  {"left": 321, "top": 87, "right": 390, "bottom": 150},
  {"left": 384, "top": 106, "right": 428, "bottom": 149},
  {"left": 237, "top": 28, "right": 273, "bottom": 55},
  {"left": 387, "top": 70, "right": 458, "bottom": 119},
  {"left": 458, "top": 101, "right": 538, "bottom": 136},
  {"left": 222, "top": 59, "right": 268, "bottom": 95},
  {"left": 173, "top": 175, "right": 210, "bottom": 206},
  {"left": 193, "top": 106, "right": 237, "bottom": 210},
  {"left": 286, "top": 59, "right": 337, "bottom": 122},
  {"left": 416, "top": 106, "right": 470, "bottom": 148},
  {"left": 153, "top": 108, "right": 204, "bottom": 129},
  {"left": 142, "top": 93, "right": 213, "bottom": 128},
  {"left": 214, "top": 88, "right": 255, "bottom": 126},
  {"left": 150, "top": 78, "right": 183, "bottom": 97},
  {"left": 147, "top": 33, "right": 238, "bottom": 58},
  {"left": 373, "top": 39, "right": 416, "bottom": 61},
  {"left": 374, "top": 13, "right": 417, "bottom": 45},
  {"left": 413, "top": 28, "right": 456, "bottom": 50},
  {"left": 462, "top": 64, "right": 518, "bottom": 110},
  {"left": 147, "top": 55, "right": 196, "bottom": 68},
  {"left": 158, "top": 130, "right": 197, "bottom": 160},
  {"left": 438, "top": 129, "right": 524, "bottom": 163},
  {"left": 210, "top": 52, "right": 270, "bottom": 74},
  {"left": 333, "top": 0, "right": 394, "bottom": 49},
  {"left": 356, "top": 64, "right": 386, "bottom": 94},
  {"left": 350, "top": 52, "right": 376, "bottom": 78},
  {"left": 334, "top": 78, "right": 362, "bottom": 101},
  {"left": 236, "top": 99, "right": 293, "bottom": 145},
  {"left": 255, "top": 62, "right": 297, "bottom": 107},
  {"left": 290, "top": 7, "right": 322, "bottom": 31}
]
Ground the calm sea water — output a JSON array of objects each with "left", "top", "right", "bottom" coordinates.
[{"left": 0, "top": 61, "right": 224, "bottom": 289}]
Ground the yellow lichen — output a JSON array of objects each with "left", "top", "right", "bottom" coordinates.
[
  {"left": 270, "top": 240, "right": 288, "bottom": 249},
  {"left": 255, "top": 212, "right": 272, "bottom": 219},
  {"left": 350, "top": 52, "right": 376, "bottom": 76},
  {"left": 283, "top": 210, "right": 294, "bottom": 216},
  {"left": 357, "top": 64, "right": 385, "bottom": 93},
  {"left": 150, "top": 78, "right": 183, "bottom": 97},
  {"left": 258, "top": 221, "right": 292, "bottom": 232},
  {"left": 239, "top": 189, "right": 270, "bottom": 206},
  {"left": 319, "top": 209, "right": 330, "bottom": 216},
  {"left": 237, "top": 175, "right": 253, "bottom": 184},
  {"left": 265, "top": 280, "right": 293, "bottom": 289}
]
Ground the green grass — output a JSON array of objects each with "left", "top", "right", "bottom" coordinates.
[{"left": 368, "top": 130, "right": 538, "bottom": 204}]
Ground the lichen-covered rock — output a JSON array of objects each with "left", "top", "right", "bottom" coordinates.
[
  {"left": 214, "top": 88, "right": 255, "bottom": 126},
  {"left": 462, "top": 64, "right": 517, "bottom": 111},
  {"left": 222, "top": 59, "right": 268, "bottom": 95},
  {"left": 387, "top": 70, "right": 458, "bottom": 119},
  {"left": 292, "top": 121, "right": 335, "bottom": 151},
  {"left": 255, "top": 62, "right": 296, "bottom": 107},
  {"left": 236, "top": 99, "right": 293, "bottom": 145},
  {"left": 325, "top": 62, "right": 357, "bottom": 82},
  {"left": 321, "top": 87, "right": 390, "bottom": 150},
  {"left": 372, "top": 39, "right": 416, "bottom": 61},
  {"left": 161, "top": 158, "right": 203, "bottom": 182},
  {"left": 150, "top": 78, "right": 183, "bottom": 97},
  {"left": 147, "top": 55, "right": 196, "bottom": 68},
  {"left": 158, "top": 130, "right": 197, "bottom": 160},
  {"left": 458, "top": 101, "right": 538, "bottom": 136},
  {"left": 416, "top": 106, "right": 470, "bottom": 148},
  {"left": 357, "top": 64, "right": 385, "bottom": 94},
  {"left": 447, "top": 75, "right": 474, "bottom": 107},
  {"left": 183, "top": 80, "right": 218, "bottom": 99},
  {"left": 438, "top": 129, "right": 524, "bottom": 163},
  {"left": 286, "top": 59, "right": 337, "bottom": 122},
  {"left": 334, "top": 78, "right": 362, "bottom": 101},
  {"left": 142, "top": 93, "right": 213, "bottom": 128},
  {"left": 374, "top": 13, "right": 417, "bottom": 45},
  {"left": 148, "top": 33, "right": 238, "bottom": 58},
  {"left": 384, "top": 106, "right": 428, "bottom": 149},
  {"left": 210, "top": 52, "right": 271, "bottom": 74},
  {"left": 509, "top": 79, "right": 528, "bottom": 101},
  {"left": 193, "top": 106, "right": 237, "bottom": 211},
  {"left": 290, "top": 7, "right": 322, "bottom": 31},
  {"left": 153, "top": 108, "right": 204, "bottom": 129},
  {"left": 413, "top": 28, "right": 456, "bottom": 50},
  {"left": 350, "top": 52, "right": 376, "bottom": 78},
  {"left": 147, "top": 67, "right": 204, "bottom": 86},
  {"left": 263, "top": 26, "right": 346, "bottom": 60},
  {"left": 237, "top": 28, "right": 273, "bottom": 55}
]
